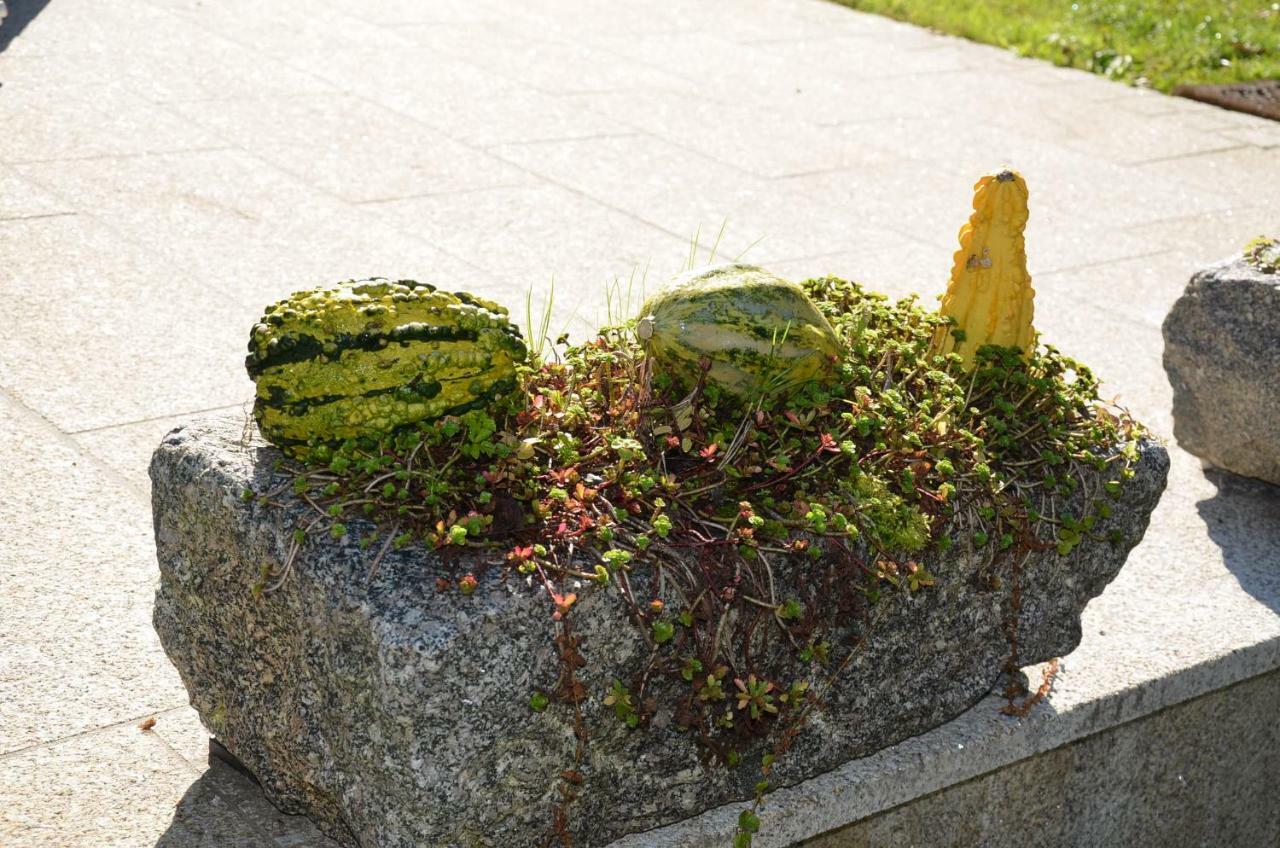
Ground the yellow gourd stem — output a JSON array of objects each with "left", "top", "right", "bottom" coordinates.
[{"left": 931, "top": 169, "right": 1036, "bottom": 370}]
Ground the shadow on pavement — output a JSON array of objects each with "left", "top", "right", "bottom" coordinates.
[
  {"left": 1196, "top": 467, "right": 1280, "bottom": 613},
  {"left": 0, "top": 0, "right": 54, "bottom": 54},
  {"left": 156, "top": 746, "right": 337, "bottom": 848}
]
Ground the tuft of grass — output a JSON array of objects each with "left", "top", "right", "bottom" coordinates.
[
  {"left": 524, "top": 276, "right": 556, "bottom": 366},
  {"left": 604, "top": 261, "right": 650, "bottom": 329},
  {"left": 831, "top": 0, "right": 1280, "bottom": 92}
]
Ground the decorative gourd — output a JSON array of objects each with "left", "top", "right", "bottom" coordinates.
[
  {"left": 247, "top": 278, "right": 525, "bottom": 455},
  {"left": 931, "top": 169, "right": 1036, "bottom": 369},
  {"left": 635, "top": 264, "right": 840, "bottom": 397}
]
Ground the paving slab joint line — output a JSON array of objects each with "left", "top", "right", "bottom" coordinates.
[
  {"left": 483, "top": 135, "right": 724, "bottom": 249},
  {"left": 67, "top": 402, "right": 252, "bottom": 436},
  {"left": 0, "top": 386, "right": 162, "bottom": 504},
  {"left": 348, "top": 179, "right": 541, "bottom": 206},
  {"left": 476, "top": 130, "right": 644, "bottom": 152},
  {"left": 0, "top": 210, "right": 77, "bottom": 224},
  {"left": 3, "top": 145, "right": 241, "bottom": 166},
  {"left": 0, "top": 705, "right": 190, "bottom": 762},
  {"left": 1036, "top": 247, "right": 1177, "bottom": 279},
  {"left": 1133, "top": 143, "right": 1253, "bottom": 167},
  {"left": 1122, "top": 206, "right": 1274, "bottom": 241}
]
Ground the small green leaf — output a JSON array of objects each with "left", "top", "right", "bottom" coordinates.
[
  {"left": 778, "top": 599, "right": 803, "bottom": 621},
  {"left": 652, "top": 620, "right": 675, "bottom": 644}
]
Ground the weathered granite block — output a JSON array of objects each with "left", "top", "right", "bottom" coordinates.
[
  {"left": 152, "top": 415, "right": 1167, "bottom": 848},
  {"left": 1163, "top": 254, "right": 1280, "bottom": 485}
]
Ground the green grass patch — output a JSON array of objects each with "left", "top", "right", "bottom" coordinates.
[{"left": 831, "top": 0, "right": 1280, "bottom": 92}]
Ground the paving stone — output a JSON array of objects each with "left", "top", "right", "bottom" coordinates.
[
  {"left": 0, "top": 80, "right": 222, "bottom": 163},
  {"left": 13, "top": 148, "right": 497, "bottom": 301},
  {"left": 749, "top": 32, "right": 976, "bottom": 78},
  {"left": 0, "top": 165, "right": 71, "bottom": 221},
  {"left": 0, "top": 215, "right": 250, "bottom": 431},
  {"left": 708, "top": 0, "right": 907, "bottom": 43},
  {"left": 147, "top": 706, "right": 218, "bottom": 771},
  {"left": 0, "top": 395, "right": 188, "bottom": 753},
  {"left": 284, "top": 43, "right": 516, "bottom": 101},
  {"left": 9, "top": 149, "right": 507, "bottom": 428},
  {"left": 396, "top": 24, "right": 692, "bottom": 95},
  {"left": 1221, "top": 125, "right": 1280, "bottom": 150},
  {"left": 155, "top": 758, "right": 339, "bottom": 848},
  {"left": 586, "top": 30, "right": 809, "bottom": 94},
  {"left": 776, "top": 158, "right": 1164, "bottom": 276},
  {"left": 155, "top": 0, "right": 417, "bottom": 55},
  {"left": 984, "top": 94, "right": 1245, "bottom": 166},
  {"left": 0, "top": 722, "right": 197, "bottom": 848},
  {"left": 341, "top": 0, "right": 503, "bottom": 25},
  {"left": 796, "top": 69, "right": 1043, "bottom": 127},
  {"left": 0, "top": 0, "right": 202, "bottom": 57},
  {"left": 1034, "top": 288, "right": 1174, "bottom": 438},
  {"left": 1099, "top": 87, "right": 1209, "bottom": 117},
  {"left": 364, "top": 183, "right": 692, "bottom": 335},
  {"left": 1034, "top": 252, "right": 1203, "bottom": 330},
  {"left": 168, "top": 94, "right": 533, "bottom": 203},
  {"left": 286, "top": 46, "right": 623, "bottom": 148},
  {"left": 489, "top": 133, "right": 915, "bottom": 264},
  {"left": 0, "top": 35, "right": 337, "bottom": 104},
  {"left": 1127, "top": 206, "right": 1280, "bottom": 267},
  {"left": 1003, "top": 61, "right": 1120, "bottom": 93},
  {"left": 1138, "top": 146, "right": 1280, "bottom": 209},
  {"left": 505, "top": 0, "right": 708, "bottom": 39},
  {"left": 768, "top": 242, "right": 954, "bottom": 302},
  {"left": 581, "top": 35, "right": 1002, "bottom": 128},
  {"left": 840, "top": 116, "right": 1234, "bottom": 230},
  {"left": 146, "top": 706, "right": 340, "bottom": 846},
  {"left": 573, "top": 87, "right": 907, "bottom": 178}
]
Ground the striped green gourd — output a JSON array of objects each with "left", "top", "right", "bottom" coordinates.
[
  {"left": 635, "top": 264, "right": 840, "bottom": 397},
  {"left": 246, "top": 278, "right": 525, "bottom": 455}
]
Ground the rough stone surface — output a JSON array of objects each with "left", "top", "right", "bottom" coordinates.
[
  {"left": 151, "top": 414, "right": 1167, "bottom": 848},
  {"left": 803, "top": 667, "right": 1280, "bottom": 848},
  {"left": 1163, "top": 254, "right": 1280, "bottom": 484}
]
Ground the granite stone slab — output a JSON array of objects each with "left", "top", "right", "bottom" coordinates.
[{"left": 1163, "top": 253, "right": 1280, "bottom": 484}]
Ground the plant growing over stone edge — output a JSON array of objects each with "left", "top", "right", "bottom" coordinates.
[{"left": 240, "top": 174, "right": 1147, "bottom": 848}]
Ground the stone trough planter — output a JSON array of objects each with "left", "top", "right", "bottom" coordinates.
[{"left": 152, "top": 414, "right": 1168, "bottom": 848}]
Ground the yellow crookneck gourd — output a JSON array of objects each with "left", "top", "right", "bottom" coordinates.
[{"left": 931, "top": 169, "right": 1036, "bottom": 370}]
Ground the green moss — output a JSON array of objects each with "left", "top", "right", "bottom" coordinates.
[{"left": 1244, "top": 236, "right": 1280, "bottom": 275}]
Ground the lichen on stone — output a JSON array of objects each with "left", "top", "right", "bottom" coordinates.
[{"left": 1243, "top": 236, "right": 1279, "bottom": 275}]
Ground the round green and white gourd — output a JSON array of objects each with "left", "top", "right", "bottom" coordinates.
[
  {"left": 246, "top": 278, "right": 525, "bottom": 455},
  {"left": 636, "top": 264, "right": 840, "bottom": 397}
]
